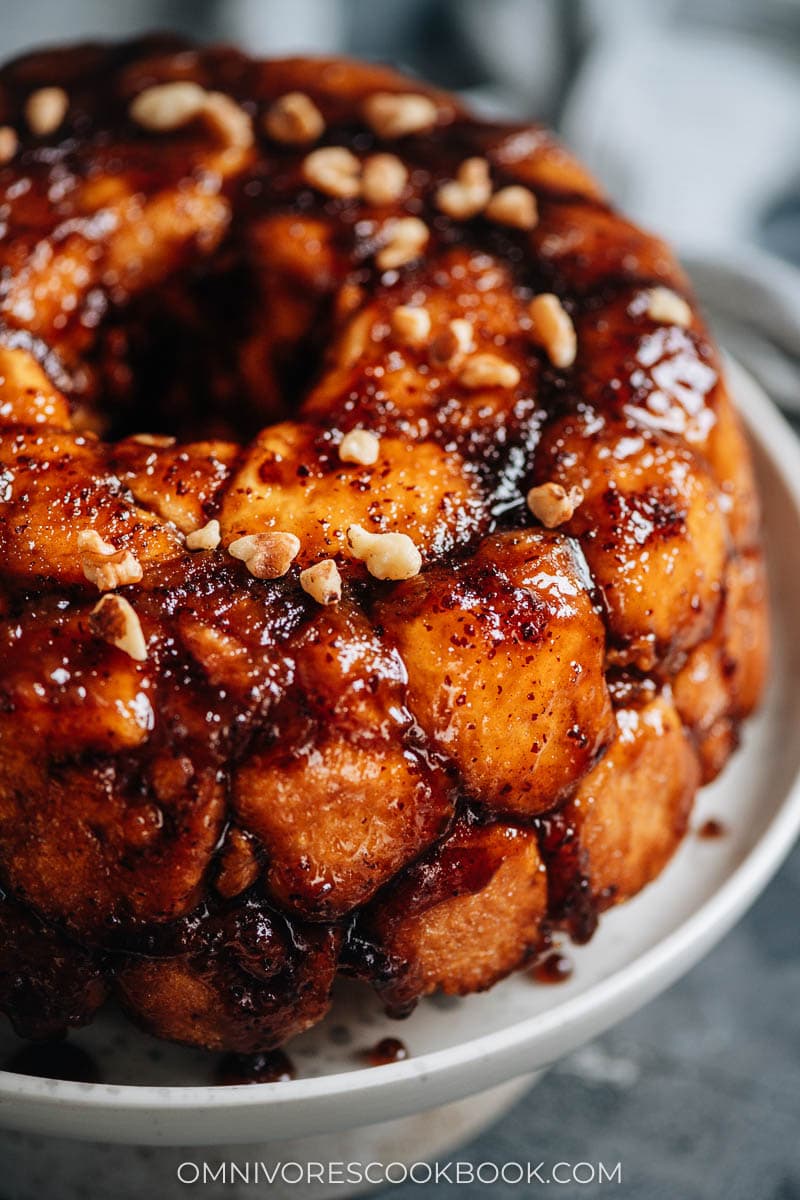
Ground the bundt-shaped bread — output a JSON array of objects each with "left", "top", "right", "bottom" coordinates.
[{"left": 0, "top": 36, "right": 768, "bottom": 1055}]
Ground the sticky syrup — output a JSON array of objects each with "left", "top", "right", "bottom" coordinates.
[
  {"left": 215, "top": 1049, "right": 295, "bottom": 1086},
  {"left": 697, "top": 818, "right": 727, "bottom": 839},
  {"left": 366, "top": 1037, "right": 409, "bottom": 1066},
  {"left": 531, "top": 951, "right": 574, "bottom": 984}
]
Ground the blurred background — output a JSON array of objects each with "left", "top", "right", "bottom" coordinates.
[{"left": 2, "top": 3, "right": 798, "bottom": 1197}]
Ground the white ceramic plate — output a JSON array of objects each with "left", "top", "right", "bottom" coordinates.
[{"left": 1, "top": 358, "right": 799, "bottom": 1148}]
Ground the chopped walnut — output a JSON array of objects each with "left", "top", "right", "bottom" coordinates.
[
  {"left": 25, "top": 87, "right": 68, "bottom": 137},
  {"left": 77, "top": 530, "right": 143, "bottom": 591},
  {"left": 339, "top": 428, "right": 381, "bottom": 466},
  {"left": 300, "top": 559, "right": 343, "bottom": 606},
  {"left": 375, "top": 216, "right": 429, "bottom": 270},
  {"left": 346, "top": 524, "right": 422, "bottom": 581},
  {"left": 263, "top": 91, "right": 324, "bottom": 145},
  {"left": 430, "top": 318, "right": 474, "bottom": 366},
  {"left": 130, "top": 83, "right": 253, "bottom": 149},
  {"left": 643, "top": 286, "right": 692, "bottom": 328},
  {"left": 129, "top": 81, "right": 207, "bottom": 131},
  {"left": 391, "top": 304, "right": 431, "bottom": 347},
  {"left": 228, "top": 531, "right": 300, "bottom": 579},
  {"left": 302, "top": 146, "right": 361, "bottom": 198},
  {"left": 459, "top": 352, "right": 520, "bottom": 390},
  {"left": 435, "top": 157, "right": 492, "bottom": 220},
  {"left": 130, "top": 433, "right": 176, "bottom": 448},
  {"left": 185, "top": 519, "right": 221, "bottom": 551},
  {"left": 362, "top": 92, "right": 438, "bottom": 139},
  {"left": 485, "top": 185, "right": 538, "bottom": 230},
  {"left": 203, "top": 91, "right": 254, "bottom": 149},
  {"left": 526, "top": 481, "right": 584, "bottom": 528},
  {"left": 528, "top": 293, "right": 577, "bottom": 369},
  {"left": 89, "top": 594, "right": 148, "bottom": 662},
  {"left": 362, "top": 153, "right": 408, "bottom": 205},
  {"left": 0, "top": 126, "right": 18, "bottom": 164}
]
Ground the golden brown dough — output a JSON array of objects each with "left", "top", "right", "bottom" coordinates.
[
  {"left": 0, "top": 36, "right": 767, "bottom": 1054},
  {"left": 353, "top": 818, "right": 547, "bottom": 1015}
]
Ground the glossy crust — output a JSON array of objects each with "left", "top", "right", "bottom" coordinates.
[{"left": 0, "top": 37, "right": 768, "bottom": 1054}]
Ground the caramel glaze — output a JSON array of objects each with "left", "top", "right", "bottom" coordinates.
[
  {"left": 215, "top": 1048, "right": 295, "bottom": 1085},
  {"left": 0, "top": 36, "right": 768, "bottom": 1053},
  {"left": 531, "top": 950, "right": 574, "bottom": 985},
  {"left": 366, "top": 1037, "right": 409, "bottom": 1066}
]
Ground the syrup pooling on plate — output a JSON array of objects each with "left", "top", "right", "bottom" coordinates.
[{"left": 0, "top": 36, "right": 768, "bottom": 1058}]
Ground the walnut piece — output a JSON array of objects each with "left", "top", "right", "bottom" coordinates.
[
  {"left": 485, "top": 185, "right": 538, "bottom": 230},
  {"left": 302, "top": 146, "right": 361, "bottom": 198},
  {"left": 129, "top": 83, "right": 253, "bottom": 150},
  {"left": 391, "top": 305, "right": 431, "bottom": 347},
  {"left": 346, "top": 524, "right": 422, "bottom": 581},
  {"left": 458, "top": 352, "right": 520, "bottom": 390},
  {"left": 339, "top": 429, "right": 381, "bottom": 466},
  {"left": 436, "top": 157, "right": 492, "bottom": 220},
  {"left": 362, "top": 92, "right": 438, "bottom": 139},
  {"left": 263, "top": 91, "right": 324, "bottom": 145},
  {"left": 528, "top": 293, "right": 577, "bottom": 369},
  {"left": 77, "top": 530, "right": 143, "bottom": 591},
  {"left": 300, "top": 559, "right": 343, "bottom": 606},
  {"left": 129, "top": 81, "right": 207, "bottom": 131},
  {"left": 25, "top": 87, "right": 68, "bottom": 137},
  {"left": 430, "top": 318, "right": 474, "bottom": 366},
  {"left": 643, "top": 286, "right": 692, "bottom": 328},
  {"left": 527, "top": 481, "right": 584, "bottom": 528},
  {"left": 202, "top": 91, "right": 254, "bottom": 150},
  {"left": 376, "top": 216, "right": 429, "bottom": 270},
  {"left": 362, "top": 153, "right": 408, "bottom": 206},
  {"left": 0, "top": 126, "right": 18, "bottom": 164},
  {"left": 89, "top": 594, "right": 148, "bottom": 662},
  {"left": 228, "top": 531, "right": 300, "bottom": 579},
  {"left": 185, "top": 519, "right": 222, "bottom": 551},
  {"left": 131, "top": 433, "right": 176, "bottom": 448}
]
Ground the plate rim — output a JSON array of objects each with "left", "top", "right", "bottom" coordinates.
[{"left": 2, "top": 356, "right": 799, "bottom": 1129}]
